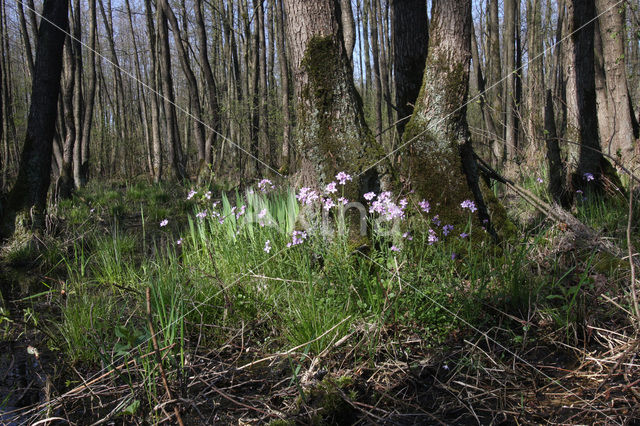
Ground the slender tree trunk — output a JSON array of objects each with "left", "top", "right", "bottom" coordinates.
[
  {"left": 471, "top": 27, "right": 499, "bottom": 157},
  {"left": 17, "top": 0, "right": 35, "bottom": 77},
  {"left": 369, "top": 0, "right": 383, "bottom": 144},
  {"left": 257, "top": 0, "right": 270, "bottom": 169},
  {"left": 71, "top": 0, "right": 84, "bottom": 188},
  {"left": 544, "top": 89, "right": 570, "bottom": 206},
  {"left": 362, "top": 0, "right": 372, "bottom": 98},
  {"left": 161, "top": 0, "right": 207, "bottom": 172},
  {"left": 58, "top": 36, "right": 76, "bottom": 199},
  {"left": 504, "top": 0, "right": 520, "bottom": 164},
  {"left": 143, "top": 0, "right": 163, "bottom": 182},
  {"left": 341, "top": 0, "right": 356, "bottom": 63},
  {"left": 275, "top": 0, "right": 292, "bottom": 172}
]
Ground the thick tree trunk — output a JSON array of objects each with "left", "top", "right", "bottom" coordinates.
[
  {"left": 544, "top": 89, "right": 570, "bottom": 207},
  {"left": 566, "top": 0, "right": 618, "bottom": 191},
  {"left": 391, "top": 0, "right": 428, "bottom": 138},
  {"left": 195, "top": 0, "right": 221, "bottom": 171},
  {"left": 2, "top": 0, "right": 68, "bottom": 238},
  {"left": 157, "top": 0, "right": 186, "bottom": 180},
  {"left": 595, "top": 0, "right": 638, "bottom": 165},
  {"left": 283, "top": 0, "right": 378, "bottom": 200},
  {"left": 401, "top": 0, "right": 498, "bottom": 235},
  {"left": 487, "top": 0, "right": 503, "bottom": 166}
]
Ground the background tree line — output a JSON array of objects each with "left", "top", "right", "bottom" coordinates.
[{"left": 0, "top": 0, "right": 638, "bottom": 203}]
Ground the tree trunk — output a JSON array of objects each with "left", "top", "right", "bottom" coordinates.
[
  {"left": 161, "top": 0, "right": 207, "bottom": 171},
  {"left": 391, "top": 0, "right": 428, "bottom": 138},
  {"left": 283, "top": 0, "right": 378, "bottom": 200},
  {"left": 341, "top": 0, "right": 356, "bottom": 63},
  {"left": 525, "top": 0, "right": 545, "bottom": 167},
  {"left": 595, "top": 0, "right": 638, "bottom": 165},
  {"left": 401, "top": 0, "right": 498, "bottom": 235},
  {"left": 369, "top": 0, "right": 383, "bottom": 144},
  {"left": 157, "top": 0, "right": 186, "bottom": 180},
  {"left": 275, "top": 0, "right": 292, "bottom": 172},
  {"left": 195, "top": 0, "right": 221, "bottom": 172},
  {"left": 544, "top": 89, "right": 570, "bottom": 207},
  {"left": 2, "top": 0, "right": 68, "bottom": 238},
  {"left": 71, "top": 0, "right": 84, "bottom": 189},
  {"left": 487, "top": 0, "right": 503, "bottom": 165},
  {"left": 143, "top": 0, "right": 163, "bottom": 182},
  {"left": 504, "top": 0, "right": 520, "bottom": 163},
  {"left": 58, "top": 36, "right": 76, "bottom": 200},
  {"left": 566, "top": 0, "right": 618, "bottom": 191}
]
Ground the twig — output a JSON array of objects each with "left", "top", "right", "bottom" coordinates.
[{"left": 146, "top": 287, "right": 185, "bottom": 426}]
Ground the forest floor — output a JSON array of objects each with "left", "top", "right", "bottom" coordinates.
[{"left": 1, "top": 177, "right": 639, "bottom": 425}]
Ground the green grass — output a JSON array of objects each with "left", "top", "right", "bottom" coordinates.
[{"left": 25, "top": 176, "right": 637, "bottom": 420}]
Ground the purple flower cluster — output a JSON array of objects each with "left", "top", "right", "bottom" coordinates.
[
  {"left": 258, "top": 178, "right": 275, "bottom": 193},
  {"left": 442, "top": 224, "right": 454, "bottom": 236},
  {"left": 287, "top": 230, "right": 308, "bottom": 247},
  {"left": 428, "top": 229, "right": 438, "bottom": 245},
  {"left": 418, "top": 200, "right": 430, "bottom": 213},
  {"left": 335, "top": 172, "right": 352, "bottom": 185},
  {"left": 297, "top": 187, "right": 320, "bottom": 206},
  {"left": 460, "top": 199, "right": 477, "bottom": 213},
  {"left": 583, "top": 172, "right": 595, "bottom": 182},
  {"left": 369, "top": 191, "right": 406, "bottom": 221}
]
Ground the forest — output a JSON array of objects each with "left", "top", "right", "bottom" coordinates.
[{"left": 0, "top": 0, "right": 639, "bottom": 423}]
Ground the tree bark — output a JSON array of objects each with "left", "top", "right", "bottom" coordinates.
[
  {"left": 566, "top": 0, "right": 618, "bottom": 191},
  {"left": 275, "top": 0, "right": 292, "bottom": 172},
  {"left": 401, "top": 0, "right": 498, "bottom": 235},
  {"left": 283, "top": 0, "right": 378, "bottom": 200},
  {"left": 487, "top": 0, "right": 503, "bottom": 165},
  {"left": 595, "top": 0, "right": 638, "bottom": 165},
  {"left": 2, "top": 0, "right": 68, "bottom": 238},
  {"left": 341, "top": 0, "right": 356, "bottom": 63},
  {"left": 157, "top": 0, "right": 186, "bottom": 180},
  {"left": 391, "top": 0, "right": 428, "bottom": 138},
  {"left": 161, "top": 0, "right": 207, "bottom": 171},
  {"left": 195, "top": 0, "right": 221, "bottom": 171}
]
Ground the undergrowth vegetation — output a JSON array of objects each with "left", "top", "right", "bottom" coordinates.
[{"left": 2, "top": 175, "right": 639, "bottom": 423}]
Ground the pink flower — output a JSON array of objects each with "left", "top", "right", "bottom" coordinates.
[
  {"left": 323, "top": 198, "right": 336, "bottom": 211},
  {"left": 418, "top": 200, "right": 430, "bottom": 213},
  {"left": 390, "top": 245, "right": 400, "bottom": 252},
  {"left": 264, "top": 240, "right": 271, "bottom": 253},
  {"left": 325, "top": 181, "right": 337, "bottom": 194},
  {"left": 335, "top": 171, "right": 352, "bottom": 185},
  {"left": 363, "top": 192, "right": 376, "bottom": 201},
  {"left": 160, "top": 219, "right": 168, "bottom": 227}
]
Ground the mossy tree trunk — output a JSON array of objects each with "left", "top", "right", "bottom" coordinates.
[
  {"left": 401, "top": 0, "right": 502, "bottom": 236},
  {"left": 1, "top": 0, "right": 68, "bottom": 238},
  {"left": 283, "top": 0, "right": 378, "bottom": 201}
]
